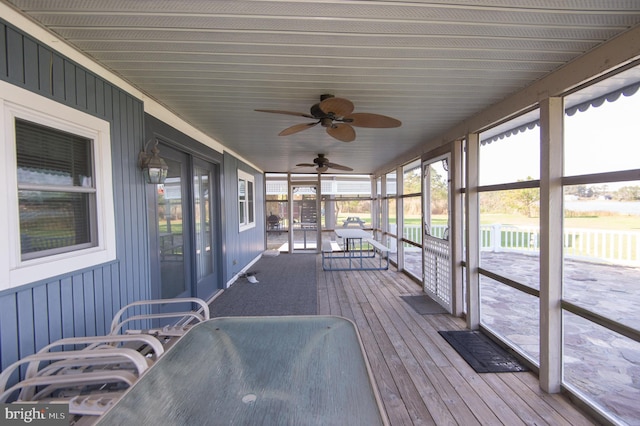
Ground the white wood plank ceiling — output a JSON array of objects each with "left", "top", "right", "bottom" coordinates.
[{"left": 4, "top": 0, "right": 640, "bottom": 173}]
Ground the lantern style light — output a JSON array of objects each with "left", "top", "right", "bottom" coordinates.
[{"left": 138, "top": 139, "right": 168, "bottom": 184}]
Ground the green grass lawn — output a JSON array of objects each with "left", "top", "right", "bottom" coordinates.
[
  {"left": 479, "top": 213, "right": 640, "bottom": 230},
  {"left": 335, "top": 212, "right": 640, "bottom": 231}
]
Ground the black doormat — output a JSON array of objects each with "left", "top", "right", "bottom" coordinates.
[
  {"left": 438, "top": 330, "right": 529, "bottom": 373},
  {"left": 400, "top": 295, "right": 448, "bottom": 314}
]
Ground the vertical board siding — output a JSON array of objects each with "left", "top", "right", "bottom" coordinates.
[
  {"left": 93, "top": 269, "right": 106, "bottom": 337},
  {"left": 51, "top": 53, "right": 64, "bottom": 101},
  {"left": 0, "top": 295, "right": 19, "bottom": 384},
  {"left": 15, "top": 292, "right": 35, "bottom": 361},
  {"left": 59, "top": 278, "right": 74, "bottom": 340},
  {"left": 32, "top": 286, "right": 50, "bottom": 350},
  {"left": 22, "top": 37, "right": 37, "bottom": 88},
  {"left": 45, "top": 282, "right": 63, "bottom": 345},
  {"left": 0, "top": 24, "right": 6, "bottom": 76},
  {"left": 6, "top": 27, "right": 23, "bottom": 83},
  {"left": 37, "top": 45, "right": 51, "bottom": 94},
  {"left": 0, "top": 19, "right": 150, "bottom": 383},
  {"left": 223, "top": 154, "right": 266, "bottom": 284}
]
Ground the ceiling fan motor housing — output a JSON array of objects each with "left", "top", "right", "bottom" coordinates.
[
  {"left": 313, "top": 154, "right": 327, "bottom": 166},
  {"left": 310, "top": 94, "right": 341, "bottom": 124},
  {"left": 310, "top": 103, "right": 325, "bottom": 118}
]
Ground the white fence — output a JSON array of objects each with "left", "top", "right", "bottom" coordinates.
[
  {"left": 481, "top": 224, "right": 640, "bottom": 266},
  {"left": 401, "top": 224, "right": 447, "bottom": 243},
  {"left": 399, "top": 224, "right": 640, "bottom": 266}
]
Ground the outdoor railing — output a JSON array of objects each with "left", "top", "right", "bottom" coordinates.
[
  {"left": 397, "top": 224, "right": 640, "bottom": 266},
  {"left": 560, "top": 227, "right": 640, "bottom": 265},
  {"left": 401, "top": 224, "right": 447, "bottom": 242},
  {"left": 480, "top": 224, "right": 640, "bottom": 265}
]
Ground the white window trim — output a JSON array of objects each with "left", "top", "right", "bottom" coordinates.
[
  {"left": 238, "top": 169, "right": 256, "bottom": 232},
  {"left": 0, "top": 80, "right": 116, "bottom": 290}
]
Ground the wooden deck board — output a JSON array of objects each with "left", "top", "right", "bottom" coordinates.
[
  {"left": 317, "top": 257, "right": 597, "bottom": 426},
  {"left": 353, "top": 270, "right": 476, "bottom": 425},
  {"left": 348, "top": 271, "right": 450, "bottom": 425},
  {"left": 339, "top": 271, "right": 417, "bottom": 424},
  {"left": 515, "top": 373, "right": 594, "bottom": 426}
]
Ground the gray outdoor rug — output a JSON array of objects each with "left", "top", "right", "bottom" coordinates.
[
  {"left": 210, "top": 253, "right": 317, "bottom": 317},
  {"left": 400, "top": 295, "right": 448, "bottom": 315}
]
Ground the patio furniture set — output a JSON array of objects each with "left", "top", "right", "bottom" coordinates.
[
  {"left": 322, "top": 228, "right": 390, "bottom": 271},
  {"left": 1, "top": 298, "right": 386, "bottom": 425}
]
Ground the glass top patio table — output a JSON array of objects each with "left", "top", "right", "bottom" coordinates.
[{"left": 96, "top": 316, "right": 387, "bottom": 425}]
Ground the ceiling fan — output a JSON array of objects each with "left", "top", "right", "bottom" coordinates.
[
  {"left": 296, "top": 154, "right": 353, "bottom": 173},
  {"left": 255, "top": 94, "right": 401, "bottom": 142}
]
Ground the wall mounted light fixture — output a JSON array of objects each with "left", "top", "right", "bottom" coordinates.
[{"left": 138, "top": 139, "right": 168, "bottom": 184}]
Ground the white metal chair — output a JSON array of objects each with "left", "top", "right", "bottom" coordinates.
[
  {"left": 0, "top": 334, "right": 165, "bottom": 423},
  {"left": 24, "top": 335, "right": 165, "bottom": 382},
  {"left": 109, "top": 297, "right": 210, "bottom": 349},
  {"left": 0, "top": 348, "right": 148, "bottom": 417}
]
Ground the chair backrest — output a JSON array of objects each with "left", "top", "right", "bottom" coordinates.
[
  {"left": 110, "top": 297, "right": 210, "bottom": 336},
  {"left": 0, "top": 348, "right": 150, "bottom": 403}
]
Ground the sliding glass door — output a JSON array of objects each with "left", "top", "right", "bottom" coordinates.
[
  {"left": 149, "top": 143, "right": 221, "bottom": 306},
  {"left": 193, "top": 158, "right": 220, "bottom": 299},
  {"left": 154, "top": 146, "right": 191, "bottom": 300}
]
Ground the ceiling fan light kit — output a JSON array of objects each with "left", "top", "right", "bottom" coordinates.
[{"left": 255, "top": 94, "right": 401, "bottom": 143}]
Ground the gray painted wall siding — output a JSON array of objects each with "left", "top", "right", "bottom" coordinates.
[
  {"left": 0, "top": 19, "right": 268, "bottom": 387},
  {"left": 223, "top": 154, "right": 266, "bottom": 283},
  {"left": 0, "top": 262, "right": 122, "bottom": 378},
  {"left": 0, "top": 21, "right": 150, "bottom": 376}
]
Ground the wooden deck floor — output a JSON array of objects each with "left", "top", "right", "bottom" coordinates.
[{"left": 316, "top": 256, "right": 597, "bottom": 426}]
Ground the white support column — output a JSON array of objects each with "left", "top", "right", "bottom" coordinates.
[
  {"left": 396, "top": 166, "right": 404, "bottom": 271},
  {"left": 287, "top": 172, "right": 294, "bottom": 254},
  {"left": 371, "top": 176, "right": 378, "bottom": 236},
  {"left": 381, "top": 175, "right": 388, "bottom": 245},
  {"left": 539, "top": 97, "right": 564, "bottom": 393},
  {"left": 465, "top": 133, "right": 480, "bottom": 330},
  {"left": 316, "top": 172, "right": 322, "bottom": 252},
  {"left": 451, "top": 140, "right": 464, "bottom": 317}
]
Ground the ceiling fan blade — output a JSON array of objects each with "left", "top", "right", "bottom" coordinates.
[
  {"left": 319, "top": 97, "right": 354, "bottom": 117},
  {"left": 326, "top": 123, "right": 356, "bottom": 142},
  {"left": 255, "top": 109, "right": 315, "bottom": 119},
  {"left": 326, "top": 162, "right": 353, "bottom": 171},
  {"left": 316, "top": 166, "right": 329, "bottom": 173},
  {"left": 345, "top": 112, "right": 402, "bottom": 128},
  {"left": 279, "top": 121, "right": 319, "bottom": 136},
  {"left": 295, "top": 163, "right": 316, "bottom": 167}
]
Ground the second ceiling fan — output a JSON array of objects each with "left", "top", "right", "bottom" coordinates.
[
  {"left": 255, "top": 94, "right": 401, "bottom": 142},
  {"left": 296, "top": 154, "right": 352, "bottom": 173}
]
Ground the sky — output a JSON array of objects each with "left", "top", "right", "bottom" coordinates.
[{"left": 479, "top": 89, "right": 640, "bottom": 187}]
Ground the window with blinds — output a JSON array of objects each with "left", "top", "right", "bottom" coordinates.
[{"left": 15, "top": 119, "right": 97, "bottom": 260}]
